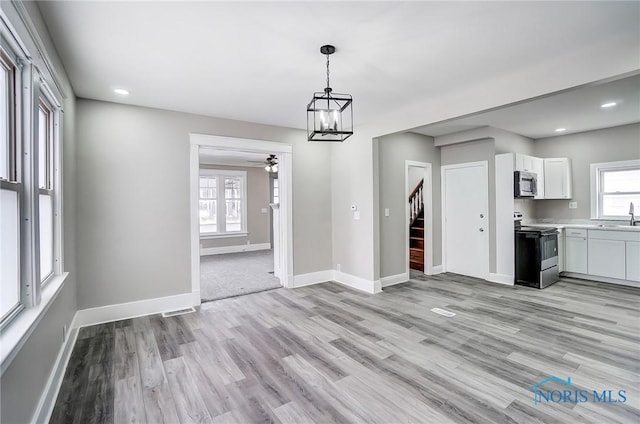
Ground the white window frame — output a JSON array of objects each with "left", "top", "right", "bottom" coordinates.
[
  {"left": 199, "top": 169, "right": 248, "bottom": 238},
  {"left": 37, "top": 81, "right": 61, "bottom": 287},
  {"left": 590, "top": 159, "right": 640, "bottom": 220}
]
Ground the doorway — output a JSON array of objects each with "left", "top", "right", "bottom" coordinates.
[
  {"left": 189, "top": 134, "right": 293, "bottom": 304},
  {"left": 405, "top": 161, "right": 433, "bottom": 276},
  {"left": 442, "top": 161, "right": 489, "bottom": 279}
]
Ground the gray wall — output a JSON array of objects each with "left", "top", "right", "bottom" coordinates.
[
  {"left": 378, "top": 132, "right": 441, "bottom": 278},
  {"left": 533, "top": 123, "right": 640, "bottom": 220},
  {"left": 75, "top": 99, "right": 332, "bottom": 309},
  {"left": 440, "top": 138, "right": 497, "bottom": 273},
  {"left": 1, "top": 2, "right": 78, "bottom": 423},
  {"left": 199, "top": 164, "right": 271, "bottom": 249}
]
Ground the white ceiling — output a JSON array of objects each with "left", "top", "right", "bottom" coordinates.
[
  {"left": 38, "top": 1, "right": 640, "bottom": 130},
  {"left": 411, "top": 74, "right": 640, "bottom": 139},
  {"left": 199, "top": 149, "right": 273, "bottom": 167}
]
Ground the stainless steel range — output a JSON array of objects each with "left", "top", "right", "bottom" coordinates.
[{"left": 514, "top": 222, "right": 560, "bottom": 289}]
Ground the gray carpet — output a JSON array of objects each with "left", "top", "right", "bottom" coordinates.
[{"left": 200, "top": 249, "right": 281, "bottom": 302}]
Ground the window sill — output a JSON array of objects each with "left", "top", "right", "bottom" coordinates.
[
  {"left": 1, "top": 272, "right": 69, "bottom": 375},
  {"left": 200, "top": 232, "right": 248, "bottom": 240}
]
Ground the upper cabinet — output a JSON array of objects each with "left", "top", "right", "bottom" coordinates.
[
  {"left": 544, "top": 158, "right": 572, "bottom": 199},
  {"left": 513, "top": 154, "right": 571, "bottom": 199}
]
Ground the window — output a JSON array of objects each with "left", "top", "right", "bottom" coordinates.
[
  {"left": 591, "top": 160, "right": 640, "bottom": 220},
  {"left": 0, "top": 32, "right": 63, "bottom": 328},
  {"left": 1, "top": 46, "right": 20, "bottom": 323},
  {"left": 38, "top": 98, "right": 55, "bottom": 284},
  {"left": 199, "top": 170, "right": 247, "bottom": 236}
]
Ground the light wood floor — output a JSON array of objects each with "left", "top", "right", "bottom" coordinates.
[{"left": 51, "top": 273, "right": 640, "bottom": 423}]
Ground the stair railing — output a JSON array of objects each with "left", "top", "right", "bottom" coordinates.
[{"left": 408, "top": 179, "right": 424, "bottom": 226}]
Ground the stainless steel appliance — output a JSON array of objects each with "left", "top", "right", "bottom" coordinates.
[
  {"left": 514, "top": 171, "right": 537, "bottom": 198},
  {"left": 515, "top": 223, "right": 559, "bottom": 289}
]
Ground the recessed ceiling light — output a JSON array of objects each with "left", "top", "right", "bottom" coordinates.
[
  {"left": 555, "top": 128, "right": 566, "bottom": 132},
  {"left": 113, "top": 88, "right": 129, "bottom": 96},
  {"left": 601, "top": 102, "right": 617, "bottom": 108}
]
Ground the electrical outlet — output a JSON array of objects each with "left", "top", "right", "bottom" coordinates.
[
  {"left": 336, "top": 263, "right": 341, "bottom": 272},
  {"left": 569, "top": 202, "right": 578, "bottom": 209}
]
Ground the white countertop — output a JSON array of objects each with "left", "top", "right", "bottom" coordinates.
[{"left": 525, "top": 223, "right": 640, "bottom": 232}]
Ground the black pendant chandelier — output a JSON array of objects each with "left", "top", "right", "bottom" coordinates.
[{"left": 307, "top": 45, "right": 353, "bottom": 142}]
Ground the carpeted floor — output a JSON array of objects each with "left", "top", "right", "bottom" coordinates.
[{"left": 200, "top": 249, "right": 281, "bottom": 302}]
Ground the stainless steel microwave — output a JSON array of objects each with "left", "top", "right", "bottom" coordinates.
[{"left": 514, "top": 171, "right": 537, "bottom": 198}]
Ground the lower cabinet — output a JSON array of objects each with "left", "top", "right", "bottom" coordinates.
[
  {"left": 587, "top": 238, "right": 626, "bottom": 280},
  {"left": 564, "top": 235, "right": 587, "bottom": 274},
  {"left": 626, "top": 241, "right": 640, "bottom": 282}
]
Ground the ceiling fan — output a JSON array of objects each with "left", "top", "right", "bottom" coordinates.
[{"left": 248, "top": 154, "right": 278, "bottom": 172}]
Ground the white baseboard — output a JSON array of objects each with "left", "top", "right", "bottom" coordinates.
[
  {"left": 380, "top": 272, "right": 410, "bottom": 288},
  {"left": 430, "top": 265, "right": 444, "bottom": 275},
  {"left": 561, "top": 272, "right": 640, "bottom": 288},
  {"left": 488, "top": 273, "right": 515, "bottom": 285},
  {"left": 292, "top": 270, "right": 334, "bottom": 288},
  {"left": 200, "top": 242, "right": 271, "bottom": 256},
  {"left": 32, "top": 323, "right": 78, "bottom": 423},
  {"left": 74, "top": 292, "right": 201, "bottom": 328},
  {"left": 334, "top": 271, "right": 381, "bottom": 294}
]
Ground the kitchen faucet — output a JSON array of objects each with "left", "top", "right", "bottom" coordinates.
[{"left": 631, "top": 202, "right": 637, "bottom": 226}]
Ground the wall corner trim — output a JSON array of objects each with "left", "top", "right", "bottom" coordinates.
[
  {"left": 380, "top": 272, "right": 410, "bottom": 287},
  {"left": 430, "top": 265, "right": 444, "bottom": 275},
  {"left": 292, "top": 270, "right": 334, "bottom": 288},
  {"left": 334, "top": 271, "right": 381, "bottom": 294},
  {"left": 73, "top": 292, "right": 200, "bottom": 329},
  {"left": 488, "top": 273, "right": 515, "bottom": 285}
]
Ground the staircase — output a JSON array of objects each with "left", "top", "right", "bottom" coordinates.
[{"left": 409, "top": 180, "right": 424, "bottom": 272}]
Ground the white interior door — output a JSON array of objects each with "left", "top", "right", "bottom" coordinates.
[{"left": 443, "top": 161, "right": 489, "bottom": 279}]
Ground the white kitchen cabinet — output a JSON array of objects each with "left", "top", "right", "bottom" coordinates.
[
  {"left": 532, "top": 157, "right": 545, "bottom": 199},
  {"left": 564, "top": 231, "right": 587, "bottom": 274},
  {"left": 588, "top": 238, "right": 626, "bottom": 280},
  {"left": 544, "top": 158, "right": 572, "bottom": 199},
  {"left": 515, "top": 153, "right": 530, "bottom": 172},
  {"left": 626, "top": 241, "right": 640, "bottom": 282}
]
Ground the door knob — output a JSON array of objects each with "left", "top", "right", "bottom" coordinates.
[
  {"left": 479, "top": 228, "right": 484, "bottom": 232},
  {"left": 480, "top": 214, "right": 484, "bottom": 218}
]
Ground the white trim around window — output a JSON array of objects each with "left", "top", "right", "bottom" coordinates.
[
  {"left": 199, "top": 169, "right": 248, "bottom": 237},
  {"left": 590, "top": 159, "right": 640, "bottom": 220}
]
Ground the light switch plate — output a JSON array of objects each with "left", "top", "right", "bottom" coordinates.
[
  {"left": 354, "top": 211, "right": 360, "bottom": 220},
  {"left": 261, "top": 207, "right": 268, "bottom": 213},
  {"left": 384, "top": 208, "right": 390, "bottom": 217},
  {"left": 569, "top": 202, "right": 578, "bottom": 209}
]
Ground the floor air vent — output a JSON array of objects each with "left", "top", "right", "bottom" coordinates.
[
  {"left": 430, "top": 307, "right": 456, "bottom": 317},
  {"left": 161, "top": 307, "right": 196, "bottom": 318}
]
